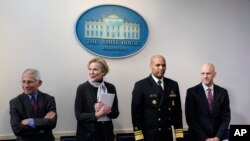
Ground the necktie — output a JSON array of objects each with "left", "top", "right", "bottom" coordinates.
[
  {"left": 31, "top": 96, "right": 39, "bottom": 117},
  {"left": 157, "top": 80, "right": 163, "bottom": 98},
  {"left": 207, "top": 88, "right": 213, "bottom": 111}
]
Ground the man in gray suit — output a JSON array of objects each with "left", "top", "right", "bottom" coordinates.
[
  {"left": 9, "top": 68, "right": 57, "bottom": 141},
  {"left": 185, "top": 63, "right": 230, "bottom": 141}
]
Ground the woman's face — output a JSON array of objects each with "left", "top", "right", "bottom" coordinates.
[{"left": 88, "top": 62, "right": 105, "bottom": 82}]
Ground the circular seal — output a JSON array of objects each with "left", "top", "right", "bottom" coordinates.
[{"left": 75, "top": 5, "right": 149, "bottom": 58}]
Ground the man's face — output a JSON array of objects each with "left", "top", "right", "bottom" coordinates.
[
  {"left": 200, "top": 64, "right": 216, "bottom": 87},
  {"left": 21, "top": 74, "right": 41, "bottom": 94},
  {"left": 150, "top": 56, "right": 166, "bottom": 79}
]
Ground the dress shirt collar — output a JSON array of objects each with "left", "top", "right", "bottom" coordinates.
[
  {"left": 151, "top": 74, "right": 164, "bottom": 88},
  {"left": 27, "top": 91, "right": 39, "bottom": 101},
  {"left": 202, "top": 83, "right": 214, "bottom": 94}
]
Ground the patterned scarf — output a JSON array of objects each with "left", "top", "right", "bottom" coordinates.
[
  {"left": 88, "top": 79, "right": 110, "bottom": 121},
  {"left": 88, "top": 80, "right": 107, "bottom": 101}
]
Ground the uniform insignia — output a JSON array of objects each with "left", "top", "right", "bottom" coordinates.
[
  {"left": 172, "top": 100, "right": 175, "bottom": 106},
  {"left": 152, "top": 100, "right": 157, "bottom": 105},
  {"left": 169, "top": 91, "right": 177, "bottom": 97},
  {"left": 149, "top": 94, "right": 158, "bottom": 98}
]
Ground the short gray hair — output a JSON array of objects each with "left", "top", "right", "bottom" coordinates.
[{"left": 22, "top": 68, "right": 41, "bottom": 80}]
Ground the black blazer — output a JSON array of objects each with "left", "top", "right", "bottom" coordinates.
[
  {"left": 132, "top": 75, "right": 183, "bottom": 141},
  {"left": 74, "top": 81, "right": 119, "bottom": 141},
  {"left": 185, "top": 83, "right": 230, "bottom": 141},
  {"left": 9, "top": 91, "right": 57, "bottom": 141}
]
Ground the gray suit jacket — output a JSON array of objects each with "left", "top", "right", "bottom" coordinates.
[{"left": 9, "top": 91, "right": 57, "bottom": 141}]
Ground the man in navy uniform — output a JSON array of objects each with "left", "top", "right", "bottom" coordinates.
[{"left": 131, "top": 55, "right": 184, "bottom": 141}]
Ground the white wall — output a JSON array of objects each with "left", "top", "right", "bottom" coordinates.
[{"left": 1, "top": 0, "right": 250, "bottom": 136}]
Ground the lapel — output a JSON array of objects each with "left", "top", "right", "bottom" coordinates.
[
  {"left": 37, "top": 91, "right": 44, "bottom": 117},
  {"left": 148, "top": 76, "right": 163, "bottom": 105},
  {"left": 161, "top": 77, "right": 171, "bottom": 106},
  {"left": 197, "top": 83, "right": 211, "bottom": 113},
  {"left": 198, "top": 83, "right": 221, "bottom": 114},
  {"left": 21, "top": 93, "right": 34, "bottom": 117},
  {"left": 211, "top": 84, "right": 220, "bottom": 112},
  {"left": 87, "top": 81, "right": 98, "bottom": 112}
]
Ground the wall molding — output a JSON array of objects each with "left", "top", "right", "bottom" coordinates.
[{"left": 0, "top": 128, "right": 134, "bottom": 140}]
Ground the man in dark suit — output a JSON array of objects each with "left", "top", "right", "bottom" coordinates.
[
  {"left": 185, "top": 63, "right": 230, "bottom": 141},
  {"left": 131, "top": 55, "right": 184, "bottom": 141},
  {"left": 9, "top": 68, "right": 57, "bottom": 141}
]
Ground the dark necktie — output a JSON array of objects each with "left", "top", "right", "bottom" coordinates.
[
  {"left": 157, "top": 80, "right": 163, "bottom": 98},
  {"left": 207, "top": 88, "right": 213, "bottom": 111},
  {"left": 31, "top": 96, "right": 39, "bottom": 117}
]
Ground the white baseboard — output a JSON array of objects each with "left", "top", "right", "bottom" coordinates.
[{"left": 0, "top": 128, "right": 134, "bottom": 140}]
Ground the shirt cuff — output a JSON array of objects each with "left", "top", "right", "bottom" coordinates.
[{"left": 28, "top": 118, "right": 35, "bottom": 128}]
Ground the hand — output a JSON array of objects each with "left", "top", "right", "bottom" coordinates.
[
  {"left": 212, "top": 137, "right": 220, "bottom": 141},
  {"left": 95, "top": 105, "right": 111, "bottom": 118},
  {"left": 205, "top": 138, "right": 212, "bottom": 141},
  {"left": 206, "top": 137, "right": 220, "bottom": 141},
  {"left": 94, "top": 102, "right": 105, "bottom": 112},
  {"left": 44, "top": 111, "right": 56, "bottom": 119},
  {"left": 103, "top": 106, "right": 111, "bottom": 115},
  {"left": 21, "top": 119, "right": 29, "bottom": 125}
]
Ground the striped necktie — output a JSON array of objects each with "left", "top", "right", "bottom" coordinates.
[{"left": 207, "top": 88, "right": 213, "bottom": 111}]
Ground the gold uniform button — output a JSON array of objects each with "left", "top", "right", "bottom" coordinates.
[
  {"left": 158, "top": 128, "right": 161, "bottom": 131},
  {"left": 158, "top": 118, "right": 161, "bottom": 121},
  {"left": 168, "top": 108, "right": 171, "bottom": 110},
  {"left": 158, "top": 108, "right": 161, "bottom": 111},
  {"left": 169, "top": 118, "right": 171, "bottom": 120},
  {"left": 169, "top": 128, "right": 171, "bottom": 130}
]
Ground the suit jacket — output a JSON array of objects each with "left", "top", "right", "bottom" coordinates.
[
  {"left": 185, "top": 83, "right": 230, "bottom": 141},
  {"left": 74, "top": 81, "right": 119, "bottom": 141},
  {"left": 132, "top": 75, "right": 184, "bottom": 141},
  {"left": 9, "top": 91, "right": 57, "bottom": 141}
]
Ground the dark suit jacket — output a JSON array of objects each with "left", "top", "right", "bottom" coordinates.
[
  {"left": 132, "top": 75, "right": 183, "bottom": 141},
  {"left": 185, "top": 83, "right": 230, "bottom": 141},
  {"left": 9, "top": 91, "right": 57, "bottom": 141},
  {"left": 74, "top": 81, "right": 119, "bottom": 141}
]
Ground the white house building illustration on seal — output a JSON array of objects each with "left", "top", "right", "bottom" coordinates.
[{"left": 85, "top": 14, "right": 140, "bottom": 40}]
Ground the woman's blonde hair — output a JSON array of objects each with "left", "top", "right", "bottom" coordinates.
[{"left": 88, "top": 58, "right": 109, "bottom": 76}]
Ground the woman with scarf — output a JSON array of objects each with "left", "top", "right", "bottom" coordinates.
[{"left": 74, "top": 58, "right": 119, "bottom": 141}]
